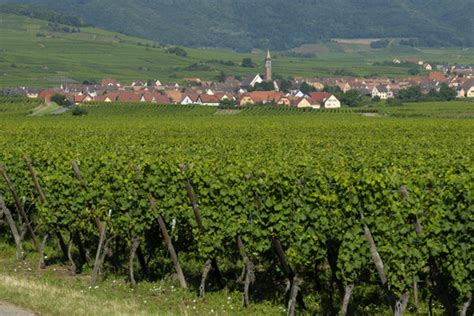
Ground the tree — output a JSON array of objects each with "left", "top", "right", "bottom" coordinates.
[
  {"left": 279, "top": 79, "right": 293, "bottom": 93},
  {"left": 241, "top": 58, "right": 255, "bottom": 68},
  {"left": 51, "top": 94, "right": 70, "bottom": 106},
  {"left": 249, "top": 81, "right": 274, "bottom": 91},
  {"left": 216, "top": 71, "right": 227, "bottom": 83},
  {"left": 83, "top": 79, "right": 97, "bottom": 85},
  {"left": 166, "top": 46, "right": 187, "bottom": 57},
  {"left": 218, "top": 99, "right": 237, "bottom": 109},
  {"left": 396, "top": 84, "right": 456, "bottom": 103},
  {"left": 323, "top": 85, "right": 343, "bottom": 94},
  {"left": 396, "top": 86, "right": 423, "bottom": 102},
  {"left": 340, "top": 90, "right": 363, "bottom": 107},
  {"left": 300, "top": 82, "right": 316, "bottom": 95},
  {"left": 72, "top": 107, "right": 88, "bottom": 116},
  {"left": 438, "top": 83, "right": 456, "bottom": 101},
  {"left": 408, "top": 68, "right": 420, "bottom": 76}
]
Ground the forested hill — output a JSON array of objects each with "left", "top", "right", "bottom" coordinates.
[{"left": 1, "top": 0, "right": 473, "bottom": 50}]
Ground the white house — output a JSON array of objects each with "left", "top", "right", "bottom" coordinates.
[
  {"left": 308, "top": 92, "right": 341, "bottom": 109},
  {"left": 272, "top": 80, "right": 280, "bottom": 91},
  {"left": 456, "top": 87, "right": 466, "bottom": 98},
  {"left": 294, "top": 90, "right": 305, "bottom": 98},
  {"left": 197, "top": 95, "right": 220, "bottom": 106},
  {"left": 241, "top": 74, "right": 263, "bottom": 88},
  {"left": 324, "top": 95, "right": 342, "bottom": 108},
  {"left": 180, "top": 95, "right": 197, "bottom": 105},
  {"left": 466, "top": 86, "right": 474, "bottom": 98},
  {"left": 372, "top": 85, "right": 394, "bottom": 99}
]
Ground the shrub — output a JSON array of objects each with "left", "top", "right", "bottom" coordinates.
[
  {"left": 185, "top": 63, "right": 212, "bottom": 71},
  {"left": 241, "top": 58, "right": 255, "bottom": 68},
  {"left": 370, "top": 39, "right": 390, "bottom": 49},
  {"left": 408, "top": 68, "right": 420, "bottom": 76},
  {"left": 166, "top": 46, "right": 188, "bottom": 57},
  {"left": 218, "top": 99, "right": 237, "bottom": 109},
  {"left": 72, "top": 107, "right": 88, "bottom": 116},
  {"left": 51, "top": 94, "right": 70, "bottom": 106}
]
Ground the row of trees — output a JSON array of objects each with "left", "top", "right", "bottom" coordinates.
[
  {"left": 396, "top": 84, "right": 457, "bottom": 102},
  {"left": 45, "top": 23, "right": 81, "bottom": 33},
  {"left": 1, "top": 3, "right": 89, "bottom": 27}
]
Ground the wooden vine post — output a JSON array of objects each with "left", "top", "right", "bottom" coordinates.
[
  {"left": 237, "top": 235, "right": 255, "bottom": 307},
  {"left": 0, "top": 193, "right": 23, "bottom": 260},
  {"left": 400, "top": 185, "right": 422, "bottom": 310},
  {"left": 129, "top": 236, "right": 140, "bottom": 288},
  {"left": 70, "top": 160, "right": 99, "bottom": 264},
  {"left": 0, "top": 164, "right": 40, "bottom": 253},
  {"left": 71, "top": 160, "right": 116, "bottom": 282},
  {"left": 91, "top": 209, "right": 112, "bottom": 285},
  {"left": 179, "top": 163, "right": 222, "bottom": 296},
  {"left": 340, "top": 284, "right": 354, "bottom": 316},
  {"left": 361, "top": 212, "right": 410, "bottom": 316},
  {"left": 149, "top": 194, "right": 187, "bottom": 289},
  {"left": 254, "top": 190, "right": 305, "bottom": 313},
  {"left": 23, "top": 155, "right": 69, "bottom": 268},
  {"left": 272, "top": 237, "right": 305, "bottom": 315},
  {"left": 67, "top": 233, "right": 77, "bottom": 275}
]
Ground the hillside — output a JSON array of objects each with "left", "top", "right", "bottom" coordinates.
[
  {"left": 1, "top": 13, "right": 474, "bottom": 87},
  {"left": 0, "top": 0, "right": 473, "bottom": 50}
]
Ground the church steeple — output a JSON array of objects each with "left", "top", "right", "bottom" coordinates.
[
  {"left": 265, "top": 49, "right": 272, "bottom": 82},
  {"left": 266, "top": 49, "right": 271, "bottom": 60}
]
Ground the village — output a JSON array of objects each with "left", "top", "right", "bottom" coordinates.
[{"left": 8, "top": 51, "right": 474, "bottom": 108}]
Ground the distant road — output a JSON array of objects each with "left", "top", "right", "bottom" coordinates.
[{"left": 0, "top": 301, "right": 35, "bottom": 316}]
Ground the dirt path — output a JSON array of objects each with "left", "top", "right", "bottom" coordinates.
[{"left": 0, "top": 301, "right": 35, "bottom": 316}]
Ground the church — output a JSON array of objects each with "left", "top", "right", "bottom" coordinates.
[
  {"left": 240, "top": 50, "right": 278, "bottom": 91},
  {"left": 265, "top": 50, "right": 272, "bottom": 82}
]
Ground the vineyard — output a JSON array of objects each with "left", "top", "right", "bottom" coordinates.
[{"left": 0, "top": 99, "right": 473, "bottom": 315}]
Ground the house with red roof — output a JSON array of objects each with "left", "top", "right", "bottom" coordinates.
[
  {"left": 180, "top": 93, "right": 200, "bottom": 105},
  {"left": 38, "top": 90, "right": 57, "bottom": 102},
  {"left": 288, "top": 96, "right": 312, "bottom": 108},
  {"left": 427, "top": 71, "right": 447, "bottom": 82},
  {"left": 119, "top": 92, "right": 141, "bottom": 102},
  {"left": 164, "top": 90, "right": 184, "bottom": 104},
  {"left": 308, "top": 92, "right": 341, "bottom": 108},
  {"left": 141, "top": 92, "right": 171, "bottom": 104},
  {"left": 214, "top": 92, "right": 236, "bottom": 102},
  {"left": 197, "top": 94, "right": 221, "bottom": 106},
  {"left": 73, "top": 94, "right": 93, "bottom": 105},
  {"left": 100, "top": 79, "right": 121, "bottom": 88},
  {"left": 238, "top": 91, "right": 284, "bottom": 106}
]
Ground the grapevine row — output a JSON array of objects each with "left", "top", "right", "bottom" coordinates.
[{"left": 0, "top": 152, "right": 472, "bottom": 315}]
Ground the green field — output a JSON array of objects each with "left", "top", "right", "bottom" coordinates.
[
  {"left": 0, "top": 99, "right": 472, "bottom": 315},
  {"left": 1, "top": 13, "right": 474, "bottom": 87}
]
